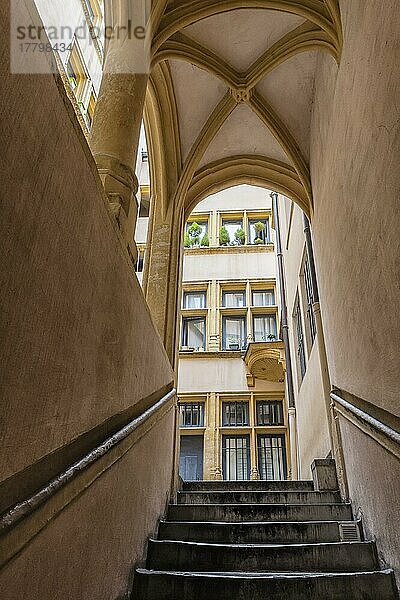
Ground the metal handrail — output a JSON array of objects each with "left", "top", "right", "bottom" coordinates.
[
  {"left": 330, "top": 390, "right": 400, "bottom": 448},
  {"left": 0, "top": 388, "right": 176, "bottom": 533}
]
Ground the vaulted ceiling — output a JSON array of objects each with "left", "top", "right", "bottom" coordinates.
[{"left": 146, "top": 0, "right": 342, "bottom": 218}]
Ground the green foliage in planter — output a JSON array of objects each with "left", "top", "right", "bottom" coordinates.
[
  {"left": 219, "top": 226, "right": 230, "bottom": 246},
  {"left": 187, "top": 221, "right": 203, "bottom": 246},
  {"left": 253, "top": 220, "right": 266, "bottom": 234},
  {"left": 184, "top": 232, "right": 191, "bottom": 248},
  {"left": 234, "top": 227, "right": 245, "bottom": 245},
  {"left": 201, "top": 233, "right": 209, "bottom": 247},
  {"left": 254, "top": 237, "right": 264, "bottom": 244}
]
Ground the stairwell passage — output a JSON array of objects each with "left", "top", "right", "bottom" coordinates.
[{"left": 132, "top": 473, "right": 399, "bottom": 599}]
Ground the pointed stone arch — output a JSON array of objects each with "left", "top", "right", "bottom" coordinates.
[{"left": 185, "top": 154, "right": 311, "bottom": 217}]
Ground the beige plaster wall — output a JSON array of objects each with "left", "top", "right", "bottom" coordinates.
[
  {"left": 295, "top": 343, "right": 330, "bottom": 478},
  {"left": 310, "top": 0, "right": 400, "bottom": 580},
  {"left": 183, "top": 249, "right": 276, "bottom": 282},
  {"left": 277, "top": 199, "right": 330, "bottom": 477},
  {"left": 339, "top": 417, "right": 400, "bottom": 580},
  {"left": 311, "top": 0, "right": 400, "bottom": 418},
  {"left": 0, "top": 409, "right": 176, "bottom": 600},
  {"left": 193, "top": 185, "right": 272, "bottom": 213},
  {"left": 178, "top": 356, "right": 284, "bottom": 394},
  {"left": 0, "top": 0, "right": 172, "bottom": 486}
]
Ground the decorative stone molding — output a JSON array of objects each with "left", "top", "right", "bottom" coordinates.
[
  {"left": 230, "top": 86, "right": 252, "bottom": 103},
  {"left": 244, "top": 341, "right": 286, "bottom": 383}
]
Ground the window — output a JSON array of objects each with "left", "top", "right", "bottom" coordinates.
[
  {"left": 256, "top": 401, "right": 284, "bottom": 426},
  {"left": 258, "top": 434, "right": 287, "bottom": 480},
  {"left": 222, "top": 402, "right": 249, "bottom": 426},
  {"left": 179, "top": 403, "right": 205, "bottom": 427},
  {"left": 182, "top": 317, "right": 206, "bottom": 350},
  {"left": 85, "top": 91, "right": 96, "bottom": 129},
  {"left": 222, "top": 290, "right": 246, "bottom": 308},
  {"left": 222, "top": 435, "right": 250, "bottom": 480},
  {"left": 248, "top": 218, "right": 270, "bottom": 245},
  {"left": 252, "top": 289, "right": 275, "bottom": 306},
  {"left": 221, "top": 219, "right": 243, "bottom": 246},
  {"left": 66, "top": 42, "right": 89, "bottom": 101},
  {"left": 136, "top": 249, "right": 145, "bottom": 273},
  {"left": 293, "top": 297, "right": 306, "bottom": 381},
  {"left": 180, "top": 436, "right": 204, "bottom": 481},
  {"left": 253, "top": 315, "right": 277, "bottom": 342},
  {"left": 84, "top": 0, "right": 95, "bottom": 21},
  {"left": 183, "top": 291, "right": 206, "bottom": 309},
  {"left": 185, "top": 220, "right": 209, "bottom": 247},
  {"left": 302, "top": 253, "right": 317, "bottom": 345},
  {"left": 222, "top": 316, "right": 246, "bottom": 350}
]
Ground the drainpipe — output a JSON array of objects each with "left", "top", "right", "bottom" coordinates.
[
  {"left": 271, "top": 192, "right": 299, "bottom": 479},
  {"left": 303, "top": 215, "right": 349, "bottom": 498}
]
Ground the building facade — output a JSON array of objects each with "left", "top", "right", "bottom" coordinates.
[
  {"left": 34, "top": 0, "right": 104, "bottom": 135},
  {"left": 177, "top": 185, "right": 290, "bottom": 481}
]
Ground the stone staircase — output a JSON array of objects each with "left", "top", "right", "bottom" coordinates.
[{"left": 132, "top": 464, "right": 398, "bottom": 599}]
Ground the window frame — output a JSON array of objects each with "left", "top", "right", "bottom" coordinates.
[
  {"left": 248, "top": 217, "right": 271, "bottom": 245},
  {"left": 256, "top": 400, "right": 284, "bottom": 426},
  {"left": 222, "top": 315, "right": 247, "bottom": 350},
  {"left": 257, "top": 434, "right": 287, "bottom": 481},
  {"left": 179, "top": 402, "right": 205, "bottom": 428},
  {"left": 252, "top": 289, "right": 276, "bottom": 307},
  {"left": 293, "top": 295, "right": 307, "bottom": 382},
  {"left": 222, "top": 401, "right": 250, "bottom": 427},
  {"left": 222, "top": 290, "right": 246, "bottom": 308},
  {"left": 181, "top": 316, "right": 206, "bottom": 351},
  {"left": 183, "top": 290, "right": 207, "bottom": 310},
  {"left": 222, "top": 434, "right": 251, "bottom": 481},
  {"left": 252, "top": 313, "right": 278, "bottom": 342}
]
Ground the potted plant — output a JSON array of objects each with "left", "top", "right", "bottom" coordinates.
[
  {"left": 228, "top": 337, "right": 240, "bottom": 350},
  {"left": 234, "top": 227, "right": 245, "bottom": 245},
  {"left": 253, "top": 221, "right": 266, "bottom": 244},
  {"left": 201, "top": 232, "right": 209, "bottom": 247},
  {"left": 267, "top": 333, "right": 276, "bottom": 341},
  {"left": 219, "top": 226, "right": 230, "bottom": 246},
  {"left": 187, "top": 221, "right": 203, "bottom": 247},
  {"left": 183, "top": 232, "right": 191, "bottom": 248}
]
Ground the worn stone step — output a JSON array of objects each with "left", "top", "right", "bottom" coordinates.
[
  {"left": 146, "top": 540, "right": 377, "bottom": 573},
  {"left": 158, "top": 520, "right": 349, "bottom": 544},
  {"left": 182, "top": 480, "right": 314, "bottom": 492},
  {"left": 167, "top": 503, "right": 353, "bottom": 523},
  {"left": 133, "top": 569, "right": 398, "bottom": 600},
  {"left": 177, "top": 490, "right": 341, "bottom": 505}
]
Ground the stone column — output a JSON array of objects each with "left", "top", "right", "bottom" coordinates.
[
  {"left": 203, "top": 392, "right": 222, "bottom": 480},
  {"left": 144, "top": 201, "right": 183, "bottom": 367},
  {"left": 90, "top": 48, "right": 148, "bottom": 263},
  {"left": 209, "top": 280, "right": 220, "bottom": 352}
]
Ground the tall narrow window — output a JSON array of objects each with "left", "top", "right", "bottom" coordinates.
[
  {"left": 253, "top": 315, "right": 277, "bottom": 342},
  {"left": 66, "top": 42, "right": 89, "bottom": 101},
  {"left": 222, "top": 316, "right": 246, "bottom": 350},
  {"left": 222, "top": 402, "right": 249, "bottom": 426},
  {"left": 183, "top": 291, "right": 206, "bottom": 309},
  {"left": 293, "top": 297, "right": 306, "bottom": 381},
  {"left": 136, "top": 249, "right": 145, "bottom": 273},
  {"left": 252, "top": 289, "right": 275, "bottom": 306},
  {"left": 258, "top": 434, "right": 287, "bottom": 480},
  {"left": 182, "top": 317, "right": 206, "bottom": 350},
  {"left": 303, "top": 254, "right": 317, "bottom": 345},
  {"left": 222, "top": 435, "right": 250, "bottom": 480}
]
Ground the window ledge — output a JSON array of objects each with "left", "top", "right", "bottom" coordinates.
[{"left": 184, "top": 244, "right": 274, "bottom": 255}]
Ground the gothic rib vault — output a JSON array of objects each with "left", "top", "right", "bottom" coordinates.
[{"left": 145, "top": 0, "right": 343, "bottom": 220}]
